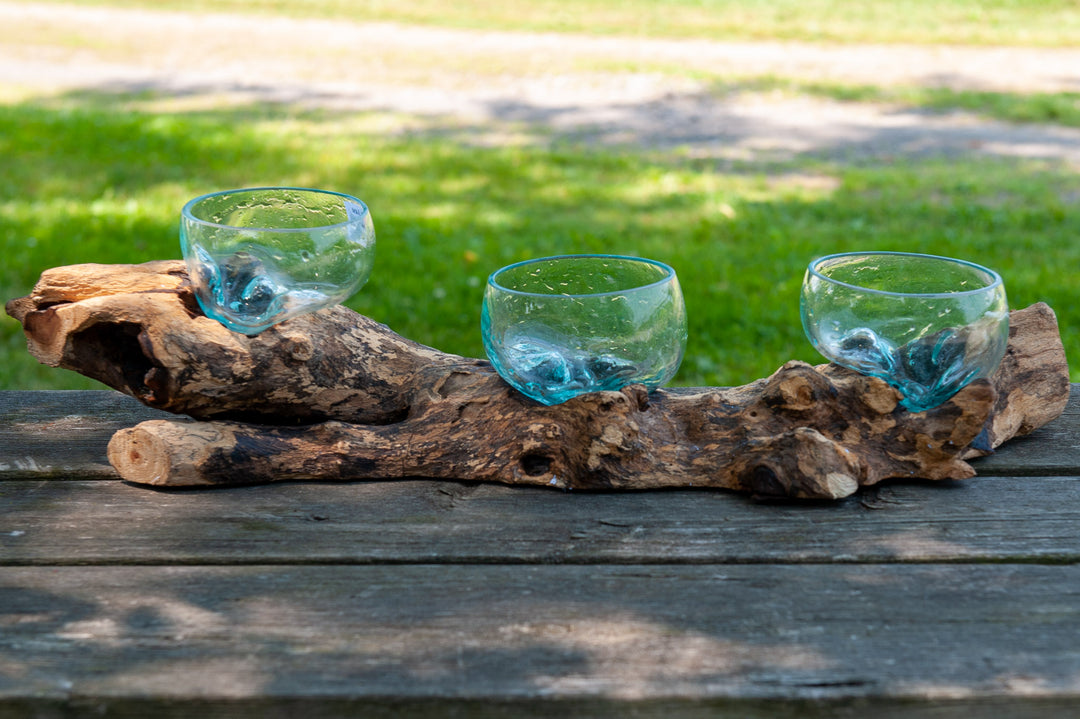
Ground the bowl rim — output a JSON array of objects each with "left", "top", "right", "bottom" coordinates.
[
  {"left": 487, "top": 254, "right": 678, "bottom": 298},
  {"left": 807, "top": 250, "right": 1004, "bottom": 298},
  {"left": 181, "top": 186, "right": 369, "bottom": 233}
]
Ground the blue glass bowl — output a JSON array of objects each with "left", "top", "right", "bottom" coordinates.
[
  {"left": 180, "top": 187, "right": 375, "bottom": 335},
  {"left": 481, "top": 254, "right": 687, "bottom": 406},
  {"left": 800, "top": 251, "right": 1009, "bottom": 412}
]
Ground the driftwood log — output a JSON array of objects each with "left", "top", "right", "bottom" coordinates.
[{"left": 5, "top": 261, "right": 1071, "bottom": 500}]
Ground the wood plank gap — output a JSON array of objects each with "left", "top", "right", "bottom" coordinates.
[
  {"left": 2, "top": 556, "right": 1078, "bottom": 569},
  {"left": 2, "top": 696, "right": 1078, "bottom": 719}
]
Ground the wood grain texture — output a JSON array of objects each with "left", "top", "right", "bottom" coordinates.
[
  {"left": 5, "top": 261, "right": 468, "bottom": 425},
  {"left": 0, "top": 565, "right": 1077, "bottom": 708},
  {"left": 971, "top": 393, "right": 1080, "bottom": 476},
  {"left": 7, "top": 262, "right": 1070, "bottom": 499},
  {"left": 2, "top": 390, "right": 1079, "bottom": 715},
  {"left": 4, "top": 389, "right": 1078, "bottom": 481},
  {"left": 2, "top": 474, "right": 1079, "bottom": 565},
  {"left": 0, "top": 390, "right": 173, "bottom": 480},
  {"left": 963, "top": 301, "right": 1072, "bottom": 455},
  {"left": 95, "top": 302, "right": 1067, "bottom": 498}
]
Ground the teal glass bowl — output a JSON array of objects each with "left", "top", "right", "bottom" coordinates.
[
  {"left": 800, "top": 251, "right": 1008, "bottom": 412},
  {"left": 481, "top": 254, "right": 687, "bottom": 405},
  {"left": 180, "top": 187, "right": 375, "bottom": 335}
]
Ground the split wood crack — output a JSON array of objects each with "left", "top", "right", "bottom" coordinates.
[{"left": 5, "top": 261, "right": 1070, "bottom": 499}]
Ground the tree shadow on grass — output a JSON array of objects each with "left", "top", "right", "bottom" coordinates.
[{"left": 2, "top": 86, "right": 1079, "bottom": 391}]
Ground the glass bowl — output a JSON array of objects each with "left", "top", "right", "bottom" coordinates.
[
  {"left": 481, "top": 254, "right": 687, "bottom": 405},
  {"left": 800, "top": 251, "right": 1008, "bottom": 412},
  {"left": 180, "top": 187, "right": 375, "bottom": 335}
]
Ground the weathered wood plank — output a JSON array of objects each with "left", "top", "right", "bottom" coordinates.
[
  {"left": 0, "top": 564, "right": 1077, "bottom": 710},
  {"left": 0, "top": 391, "right": 172, "bottom": 480},
  {"left": 2, "top": 475, "right": 1078, "bottom": 565}
]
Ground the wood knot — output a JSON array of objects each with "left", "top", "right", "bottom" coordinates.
[
  {"left": 763, "top": 362, "right": 834, "bottom": 412},
  {"left": 279, "top": 335, "right": 314, "bottom": 362},
  {"left": 740, "top": 428, "right": 862, "bottom": 500},
  {"left": 435, "top": 370, "right": 477, "bottom": 398},
  {"left": 569, "top": 388, "right": 637, "bottom": 415},
  {"left": 817, "top": 364, "right": 905, "bottom": 415},
  {"left": 858, "top": 376, "right": 901, "bottom": 415}
]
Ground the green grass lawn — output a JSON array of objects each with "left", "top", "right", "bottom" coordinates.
[
  {"left": 3, "top": 99, "right": 1078, "bottom": 390},
  {"left": 4, "top": 1, "right": 1079, "bottom": 390},
  {"left": 25, "top": 0, "right": 1080, "bottom": 46}
]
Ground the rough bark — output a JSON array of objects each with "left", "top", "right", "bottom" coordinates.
[
  {"left": 5, "top": 261, "right": 469, "bottom": 425},
  {"left": 6, "top": 262, "right": 1071, "bottom": 499}
]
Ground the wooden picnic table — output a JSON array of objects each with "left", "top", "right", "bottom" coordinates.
[{"left": 2, "top": 388, "right": 1078, "bottom": 717}]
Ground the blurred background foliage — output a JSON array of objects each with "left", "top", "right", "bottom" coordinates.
[{"left": 2, "top": 0, "right": 1078, "bottom": 389}]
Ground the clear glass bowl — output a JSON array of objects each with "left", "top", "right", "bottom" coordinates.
[
  {"left": 180, "top": 187, "right": 375, "bottom": 335},
  {"left": 481, "top": 254, "right": 687, "bottom": 405},
  {"left": 800, "top": 251, "right": 1009, "bottom": 412}
]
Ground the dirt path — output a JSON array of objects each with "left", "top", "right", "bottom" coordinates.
[{"left": 3, "top": 1, "right": 1080, "bottom": 163}]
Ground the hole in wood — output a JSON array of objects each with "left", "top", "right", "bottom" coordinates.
[
  {"left": 71, "top": 321, "right": 156, "bottom": 398},
  {"left": 521, "top": 453, "right": 553, "bottom": 476},
  {"left": 749, "top": 465, "right": 784, "bottom": 497}
]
